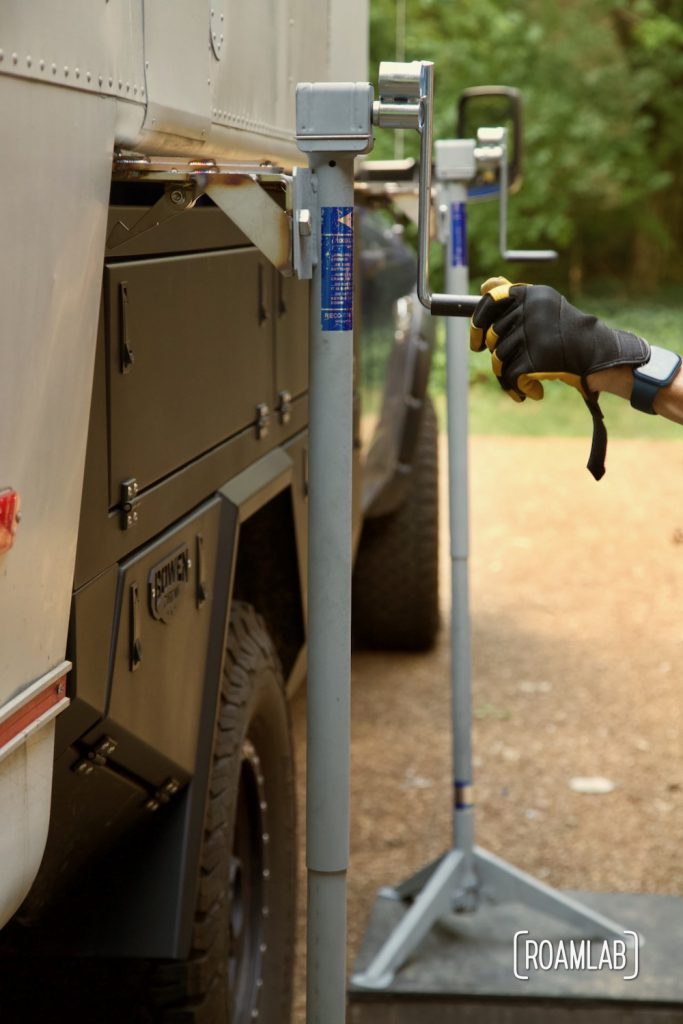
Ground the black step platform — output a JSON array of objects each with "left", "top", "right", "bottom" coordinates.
[{"left": 348, "top": 891, "right": 683, "bottom": 1023}]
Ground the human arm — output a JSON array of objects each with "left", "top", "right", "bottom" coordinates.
[
  {"left": 469, "top": 276, "right": 682, "bottom": 478},
  {"left": 587, "top": 364, "right": 683, "bottom": 424}
]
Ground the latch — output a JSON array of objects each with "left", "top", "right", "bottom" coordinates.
[
  {"left": 119, "top": 282, "right": 134, "bottom": 373},
  {"left": 129, "top": 581, "right": 143, "bottom": 671},
  {"left": 257, "top": 263, "right": 269, "bottom": 325},
  {"left": 196, "top": 533, "right": 208, "bottom": 607},
  {"left": 120, "top": 478, "right": 140, "bottom": 530}
]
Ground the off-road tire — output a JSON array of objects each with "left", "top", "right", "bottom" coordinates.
[
  {"left": 353, "top": 398, "right": 439, "bottom": 650},
  {"left": 152, "top": 600, "right": 297, "bottom": 1023}
]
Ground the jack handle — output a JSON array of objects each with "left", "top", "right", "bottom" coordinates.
[
  {"left": 373, "top": 61, "right": 557, "bottom": 318},
  {"left": 373, "top": 61, "right": 477, "bottom": 319}
]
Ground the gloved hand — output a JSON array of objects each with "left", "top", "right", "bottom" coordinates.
[{"left": 469, "top": 277, "right": 650, "bottom": 479}]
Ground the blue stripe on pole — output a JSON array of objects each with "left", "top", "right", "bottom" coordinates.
[
  {"left": 321, "top": 206, "right": 354, "bottom": 331},
  {"left": 450, "top": 202, "right": 468, "bottom": 267},
  {"left": 454, "top": 778, "right": 473, "bottom": 809}
]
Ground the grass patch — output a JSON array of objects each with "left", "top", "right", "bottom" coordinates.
[{"left": 430, "top": 292, "right": 683, "bottom": 438}]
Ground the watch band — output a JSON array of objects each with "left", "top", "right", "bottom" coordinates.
[
  {"left": 630, "top": 373, "right": 660, "bottom": 415},
  {"left": 630, "top": 345, "right": 682, "bottom": 415}
]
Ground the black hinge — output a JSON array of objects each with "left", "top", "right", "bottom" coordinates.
[
  {"left": 72, "top": 735, "right": 118, "bottom": 776},
  {"left": 71, "top": 736, "right": 182, "bottom": 814},
  {"left": 119, "top": 281, "right": 135, "bottom": 373}
]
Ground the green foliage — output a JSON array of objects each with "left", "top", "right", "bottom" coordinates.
[{"left": 369, "top": 0, "right": 683, "bottom": 290}]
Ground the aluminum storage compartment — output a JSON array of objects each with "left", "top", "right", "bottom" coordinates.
[
  {"left": 106, "top": 247, "right": 271, "bottom": 503},
  {"left": 82, "top": 496, "right": 224, "bottom": 784}
]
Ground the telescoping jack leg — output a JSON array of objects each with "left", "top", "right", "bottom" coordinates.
[
  {"left": 295, "top": 81, "right": 375, "bottom": 1024},
  {"left": 352, "top": 61, "right": 634, "bottom": 992}
]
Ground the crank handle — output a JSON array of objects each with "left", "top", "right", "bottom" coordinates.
[{"left": 373, "top": 60, "right": 479, "bottom": 319}]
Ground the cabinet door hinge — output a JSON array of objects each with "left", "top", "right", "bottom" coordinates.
[
  {"left": 277, "top": 390, "right": 292, "bottom": 425},
  {"left": 120, "top": 478, "right": 140, "bottom": 530},
  {"left": 256, "top": 403, "right": 270, "bottom": 440}
]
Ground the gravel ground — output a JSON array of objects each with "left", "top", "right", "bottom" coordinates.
[{"left": 290, "top": 433, "right": 683, "bottom": 1021}]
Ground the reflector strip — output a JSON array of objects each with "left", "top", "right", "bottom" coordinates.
[{"left": 0, "top": 662, "right": 70, "bottom": 761}]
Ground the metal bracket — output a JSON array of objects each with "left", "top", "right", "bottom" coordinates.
[
  {"left": 111, "top": 155, "right": 296, "bottom": 276},
  {"left": 292, "top": 166, "right": 317, "bottom": 280},
  {"left": 107, "top": 182, "right": 202, "bottom": 250},
  {"left": 205, "top": 177, "right": 293, "bottom": 275}
]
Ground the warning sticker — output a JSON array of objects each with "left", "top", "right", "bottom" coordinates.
[
  {"left": 321, "top": 206, "right": 354, "bottom": 332},
  {"left": 450, "top": 202, "right": 468, "bottom": 267}
]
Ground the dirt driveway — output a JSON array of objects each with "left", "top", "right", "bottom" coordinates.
[{"left": 291, "top": 433, "right": 683, "bottom": 1021}]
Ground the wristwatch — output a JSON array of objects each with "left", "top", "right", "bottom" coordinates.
[{"left": 630, "top": 345, "right": 682, "bottom": 415}]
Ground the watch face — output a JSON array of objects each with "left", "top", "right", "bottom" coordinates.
[{"left": 636, "top": 345, "right": 682, "bottom": 385}]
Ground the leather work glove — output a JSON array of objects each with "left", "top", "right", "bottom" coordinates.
[{"left": 469, "top": 277, "right": 650, "bottom": 480}]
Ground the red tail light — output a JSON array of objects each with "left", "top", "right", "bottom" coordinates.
[{"left": 0, "top": 489, "right": 21, "bottom": 555}]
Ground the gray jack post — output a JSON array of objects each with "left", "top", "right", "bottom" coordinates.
[
  {"left": 352, "top": 63, "right": 634, "bottom": 992},
  {"left": 296, "top": 81, "right": 375, "bottom": 1024}
]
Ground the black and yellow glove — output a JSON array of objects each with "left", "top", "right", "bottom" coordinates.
[{"left": 469, "top": 277, "right": 650, "bottom": 480}]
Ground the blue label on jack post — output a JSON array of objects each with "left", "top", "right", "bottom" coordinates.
[
  {"left": 321, "top": 206, "right": 354, "bottom": 331},
  {"left": 450, "top": 202, "right": 468, "bottom": 267}
]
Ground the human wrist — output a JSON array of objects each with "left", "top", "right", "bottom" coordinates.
[
  {"left": 587, "top": 363, "right": 683, "bottom": 424},
  {"left": 586, "top": 365, "right": 633, "bottom": 400}
]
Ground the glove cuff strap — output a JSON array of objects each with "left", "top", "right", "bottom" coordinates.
[{"left": 582, "top": 376, "right": 607, "bottom": 481}]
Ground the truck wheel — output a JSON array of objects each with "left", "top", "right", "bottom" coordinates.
[
  {"left": 154, "top": 600, "right": 296, "bottom": 1023},
  {"left": 353, "top": 398, "right": 439, "bottom": 650}
]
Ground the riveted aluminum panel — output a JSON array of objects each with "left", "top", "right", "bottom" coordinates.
[
  {"left": 0, "top": 1, "right": 145, "bottom": 142},
  {"left": 0, "top": 76, "right": 117, "bottom": 929},
  {"left": 203, "top": 0, "right": 368, "bottom": 165},
  {"left": 0, "top": 79, "right": 116, "bottom": 700},
  {"left": 0, "top": 0, "right": 368, "bottom": 164},
  {"left": 105, "top": 247, "right": 274, "bottom": 503},
  {"left": 138, "top": 0, "right": 369, "bottom": 164},
  {"left": 142, "top": 0, "right": 211, "bottom": 142}
]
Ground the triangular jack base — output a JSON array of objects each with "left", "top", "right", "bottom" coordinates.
[
  {"left": 349, "top": 884, "right": 683, "bottom": 1023},
  {"left": 351, "top": 845, "right": 635, "bottom": 991}
]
